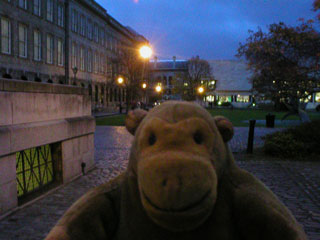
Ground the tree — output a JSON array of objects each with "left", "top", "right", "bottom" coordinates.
[
  {"left": 115, "top": 44, "right": 146, "bottom": 112},
  {"left": 237, "top": 21, "right": 320, "bottom": 122},
  {"left": 173, "top": 56, "right": 212, "bottom": 101},
  {"left": 313, "top": 0, "right": 320, "bottom": 20}
]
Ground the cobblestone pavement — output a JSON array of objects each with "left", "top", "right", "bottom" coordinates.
[{"left": 0, "top": 126, "right": 319, "bottom": 240}]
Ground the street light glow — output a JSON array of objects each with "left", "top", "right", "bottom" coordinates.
[
  {"left": 139, "top": 45, "right": 152, "bottom": 59},
  {"left": 155, "top": 85, "right": 162, "bottom": 92},
  {"left": 142, "top": 83, "right": 147, "bottom": 89},
  {"left": 198, "top": 86, "right": 204, "bottom": 94},
  {"left": 117, "top": 77, "right": 124, "bottom": 84}
]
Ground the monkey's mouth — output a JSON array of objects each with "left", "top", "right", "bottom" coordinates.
[{"left": 142, "top": 190, "right": 211, "bottom": 213}]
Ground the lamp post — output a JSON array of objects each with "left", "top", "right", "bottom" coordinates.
[
  {"left": 139, "top": 45, "right": 152, "bottom": 106},
  {"left": 72, "top": 66, "right": 78, "bottom": 85},
  {"left": 197, "top": 86, "right": 205, "bottom": 107},
  {"left": 142, "top": 82, "right": 147, "bottom": 109},
  {"left": 117, "top": 76, "right": 124, "bottom": 113}
]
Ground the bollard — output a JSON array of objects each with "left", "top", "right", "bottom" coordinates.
[
  {"left": 81, "top": 162, "right": 86, "bottom": 176},
  {"left": 247, "top": 119, "right": 256, "bottom": 154}
]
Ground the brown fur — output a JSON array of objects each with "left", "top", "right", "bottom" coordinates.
[{"left": 45, "top": 101, "right": 308, "bottom": 240}]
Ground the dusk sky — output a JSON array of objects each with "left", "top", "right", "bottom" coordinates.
[{"left": 97, "top": 0, "right": 318, "bottom": 60}]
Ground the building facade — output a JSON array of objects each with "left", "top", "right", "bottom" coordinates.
[
  {"left": 149, "top": 56, "right": 188, "bottom": 101},
  {"left": 0, "top": 0, "right": 148, "bottom": 111},
  {"left": 207, "top": 60, "right": 253, "bottom": 108}
]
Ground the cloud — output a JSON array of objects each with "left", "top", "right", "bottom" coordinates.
[{"left": 99, "top": 0, "right": 317, "bottom": 60}]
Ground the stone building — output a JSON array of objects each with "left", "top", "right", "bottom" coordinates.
[
  {"left": 207, "top": 60, "right": 253, "bottom": 108},
  {"left": 149, "top": 56, "right": 188, "bottom": 101},
  {"left": 0, "top": 0, "right": 148, "bottom": 111}
]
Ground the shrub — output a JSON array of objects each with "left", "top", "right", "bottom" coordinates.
[
  {"left": 263, "top": 120, "right": 320, "bottom": 159},
  {"left": 221, "top": 102, "right": 231, "bottom": 107}
]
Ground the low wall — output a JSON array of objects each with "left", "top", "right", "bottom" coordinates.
[{"left": 0, "top": 79, "right": 95, "bottom": 215}]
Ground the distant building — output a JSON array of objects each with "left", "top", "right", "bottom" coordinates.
[
  {"left": 0, "top": 0, "right": 148, "bottom": 111},
  {"left": 149, "top": 56, "right": 188, "bottom": 101},
  {"left": 207, "top": 60, "right": 253, "bottom": 108}
]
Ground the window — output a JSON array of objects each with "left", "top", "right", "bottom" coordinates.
[
  {"left": 1, "top": 18, "right": 11, "bottom": 54},
  {"left": 94, "top": 24, "right": 98, "bottom": 42},
  {"left": 315, "top": 93, "right": 320, "bottom": 103},
  {"left": 57, "top": 4, "right": 64, "bottom": 27},
  {"left": 46, "top": 0, "right": 53, "bottom": 22},
  {"left": 80, "top": 15, "right": 85, "bottom": 36},
  {"left": 100, "top": 28, "right": 105, "bottom": 46},
  {"left": 19, "top": 24, "right": 27, "bottom": 58},
  {"left": 33, "top": 30, "right": 41, "bottom": 60},
  {"left": 46, "top": 34, "right": 53, "bottom": 64},
  {"left": 33, "top": 0, "right": 41, "bottom": 16},
  {"left": 57, "top": 38, "right": 63, "bottom": 66},
  {"left": 80, "top": 46, "right": 85, "bottom": 71},
  {"left": 19, "top": 0, "right": 27, "bottom": 9},
  {"left": 235, "top": 95, "right": 249, "bottom": 103},
  {"left": 110, "top": 36, "right": 113, "bottom": 51},
  {"left": 100, "top": 53, "right": 104, "bottom": 73},
  {"left": 71, "top": 9, "right": 78, "bottom": 32},
  {"left": 87, "top": 19, "right": 92, "bottom": 39},
  {"left": 94, "top": 52, "right": 99, "bottom": 73},
  {"left": 88, "top": 49, "right": 92, "bottom": 72},
  {"left": 72, "top": 42, "right": 77, "bottom": 68}
]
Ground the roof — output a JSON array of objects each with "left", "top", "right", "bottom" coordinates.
[
  {"left": 149, "top": 60, "right": 188, "bottom": 70},
  {"left": 208, "top": 60, "right": 252, "bottom": 91}
]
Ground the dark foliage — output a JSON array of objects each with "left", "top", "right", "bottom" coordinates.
[
  {"left": 264, "top": 120, "right": 320, "bottom": 158},
  {"left": 237, "top": 20, "right": 320, "bottom": 120},
  {"left": 2, "top": 73, "right": 12, "bottom": 79},
  {"left": 34, "top": 77, "right": 42, "bottom": 82}
]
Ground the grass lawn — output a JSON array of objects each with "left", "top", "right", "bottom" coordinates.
[{"left": 95, "top": 109, "right": 320, "bottom": 127}]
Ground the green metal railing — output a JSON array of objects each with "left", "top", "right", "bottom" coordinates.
[{"left": 16, "top": 144, "right": 54, "bottom": 198}]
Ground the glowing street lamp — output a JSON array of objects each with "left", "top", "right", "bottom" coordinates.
[
  {"left": 139, "top": 45, "right": 152, "bottom": 59},
  {"left": 142, "top": 83, "right": 147, "bottom": 89},
  {"left": 117, "top": 76, "right": 124, "bottom": 85},
  {"left": 117, "top": 76, "right": 124, "bottom": 113},
  {"left": 198, "top": 86, "right": 204, "bottom": 94},
  {"left": 155, "top": 85, "right": 162, "bottom": 93}
]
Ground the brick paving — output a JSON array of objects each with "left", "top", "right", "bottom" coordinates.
[{"left": 0, "top": 126, "right": 319, "bottom": 240}]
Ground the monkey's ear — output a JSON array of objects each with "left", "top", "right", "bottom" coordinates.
[
  {"left": 214, "top": 116, "right": 234, "bottom": 142},
  {"left": 125, "top": 109, "right": 148, "bottom": 135}
]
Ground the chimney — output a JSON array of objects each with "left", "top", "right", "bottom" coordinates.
[
  {"left": 173, "top": 56, "right": 176, "bottom": 69},
  {"left": 154, "top": 56, "right": 158, "bottom": 68}
]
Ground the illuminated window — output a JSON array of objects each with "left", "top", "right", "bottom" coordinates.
[
  {"left": 236, "top": 95, "right": 250, "bottom": 103},
  {"left": 219, "top": 96, "right": 232, "bottom": 102},
  {"left": 316, "top": 93, "right": 320, "bottom": 103}
]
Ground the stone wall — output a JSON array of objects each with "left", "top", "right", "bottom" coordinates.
[{"left": 0, "top": 79, "right": 95, "bottom": 216}]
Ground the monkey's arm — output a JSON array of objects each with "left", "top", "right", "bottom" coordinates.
[
  {"left": 45, "top": 174, "right": 123, "bottom": 240},
  {"left": 229, "top": 168, "right": 307, "bottom": 240}
]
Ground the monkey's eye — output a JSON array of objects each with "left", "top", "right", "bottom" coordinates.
[
  {"left": 148, "top": 133, "right": 157, "bottom": 146},
  {"left": 193, "top": 131, "right": 204, "bottom": 145}
]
